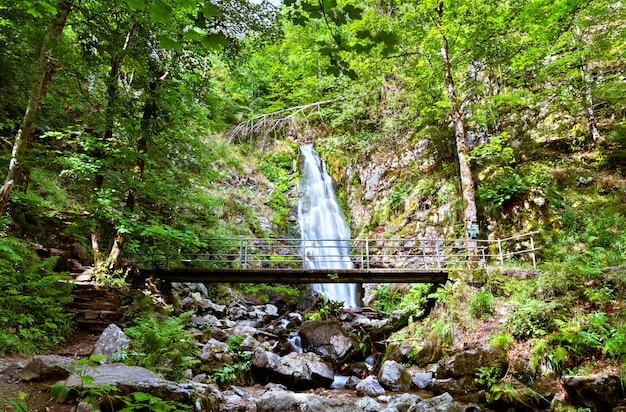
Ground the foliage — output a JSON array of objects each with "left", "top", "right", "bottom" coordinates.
[
  {"left": 469, "top": 291, "right": 495, "bottom": 320},
  {"left": 489, "top": 332, "right": 515, "bottom": 351},
  {"left": 123, "top": 311, "right": 200, "bottom": 381},
  {"left": 211, "top": 335, "right": 254, "bottom": 388},
  {"left": 0, "top": 237, "right": 74, "bottom": 355}
]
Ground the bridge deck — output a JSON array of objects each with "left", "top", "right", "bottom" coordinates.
[{"left": 141, "top": 268, "right": 449, "bottom": 284}]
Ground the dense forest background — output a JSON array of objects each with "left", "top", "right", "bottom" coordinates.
[{"left": 1, "top": 0, "right": 625, "bottom": 401}]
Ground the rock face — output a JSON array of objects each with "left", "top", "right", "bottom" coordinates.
[{"left": 562, "top": 374, "right": 625, "bottom": 412}]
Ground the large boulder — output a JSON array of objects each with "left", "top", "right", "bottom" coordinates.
[
  {"left": 62, "top": 363, "right": 222, "bottom": 411},
  {"left": 300, "top": 320, "right": 358, "bottom": 363},
  {"left": 19, "top": 355, "right": 73, "bottom": 382},
  {"left": 562, "top": 374, "right": 625, "bottom": 412},
  {"left": 199, "top": 338, "right": 233, "bottom": 371},
  {"left": 252, "top": 349, "right": 334, "bottom": 389},
  {"left": 436, "top": 343, "right": 508, "bottom": 379},
  {"left": 92, "top": 324, "right": 130, "bottom": 364},
  {"left": 378, "top": 360, "right": 411, "bottom": 392},
  {"left": 356, "top": 375, "right": 386, "bottom": 397},
  {"left": 256, "top": 388, "right": 365, "bottom": 412},
  {"left": 382, "top": 393, "right": 422, "bottom": 412},
  {"left": 407, "top": 392, "right": 464, "bottom": 412}
]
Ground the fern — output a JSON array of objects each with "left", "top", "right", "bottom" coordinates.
[{"left": 0, "top": 237, "right": 74, "bottom": 355}]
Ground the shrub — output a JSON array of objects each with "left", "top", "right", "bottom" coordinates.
[
  {"left": 469, "top": 291, "right": 495, "bottom": 320},
  {"left": 0, "top": 237, "right": 74, "bottom": 355}
]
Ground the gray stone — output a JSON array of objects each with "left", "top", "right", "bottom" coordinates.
[
  {"left": 92, "top": 324, "right": 130, "bottom": 364},
  {"left": 562, "top": 374, "right": 625, "bottom": 412},
  {"left": 378, "top": 360, "right": 411, "bottom": 392},
  {"left": 300, "top": 320, "right": 358, "bottom": 362},
  {"left": 410, "top": 371, "right": 433, "bottom": 389},
  {"left": 408, "top": 392, "right": 454, "bottom": 412},
  {"left": 199, "top": 338, "right": 233, "bottom": 371},
  {"left": 356, "top": 376, "right": 386, "bottom": 397},
  {"left": 252, "top": 349, "right": 334, "bottom": 389},
  {"left": 220, "top": 390, "right": 255, "bottom": 412},
  {"left": 436, "top": 344, "right": 508, "bottom": 378},
  {"left": 63, "top": 363, "right": 222, "bottom": 411},
  {"left": 356, "top": 396, "right": 382, "bottom": 412},
  {"left": 382, "top": 393, "right": 422, "bottom": 412},
  {"left": 19, "top": 355, "right": 73, "bottom": 382},
  {"left": 256, "top": 389, "right": 365, "bottom": 412},
  {"left": 431, "top": 376, "right": 479, "bottom": 395}
]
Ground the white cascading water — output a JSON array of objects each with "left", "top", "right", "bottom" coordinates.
[{"left": 298, "top": 144, "right": 359, "bottom": 308}]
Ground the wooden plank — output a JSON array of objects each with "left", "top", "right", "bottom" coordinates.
[{"left": 140, "top": 268, "right": 449, "bottom": 284}]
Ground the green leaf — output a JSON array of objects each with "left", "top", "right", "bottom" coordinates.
[
  {"left": 125, "top": 0, "right": 146, "bottom": 11},
  {"left": 150, "top": 1, "right": 171, "bottom": 23}
]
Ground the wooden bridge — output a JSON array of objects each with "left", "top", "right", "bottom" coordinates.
[{"left": 137, "top": 233, "right": 538, "bottom": 284}]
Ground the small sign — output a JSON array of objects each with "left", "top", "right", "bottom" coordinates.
[{"left": 468, "top": 223, "right": 480, "bottom": 239}]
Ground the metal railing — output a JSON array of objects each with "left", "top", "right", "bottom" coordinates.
[{"left": 134, "top": 232, "right": 538, "bottom": 271}]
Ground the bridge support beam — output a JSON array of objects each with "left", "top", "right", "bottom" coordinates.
[{"left": 140, "top": 268, "right": 449, "bottom": 284}]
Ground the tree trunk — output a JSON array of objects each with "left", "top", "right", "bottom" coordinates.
[
  {"left": 0, "top": 0, "right": 74, "bottom": 216},
  {"left": 437, "top": 5, "right": 479, "bottom": 263},
  {"left": 105, "top": 69, "right": 168, "bottom": 272},
  {"left": 91, "top": 24, "right": 136, "bottom": 269},
  {"left": 580, "top": 63, "right": 601, "bottom": 143}
]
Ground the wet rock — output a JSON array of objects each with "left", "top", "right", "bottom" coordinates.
[
  {"left": 19, "top": 355, "right": 73, "bottom": 382},
  {"left": 356, "top": 375, "right": 386, "bottom": 397},
  {"left": 378, "top": 360, "right": 411, "bottom": 392},
  {"left": 300, "top": 320, "right": 358, "bottom": 363},
  {"left": 562, "top": 374, "right": 625, "bottom": 412},
  {"left": 92, "top": 324, "right": 130, "bottom": 364}
]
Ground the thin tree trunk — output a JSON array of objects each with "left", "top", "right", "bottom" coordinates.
[
  {"left": 91, "top": 24, "right": 136, "bottom": 269},
  {"left": 0, "top": 0, "right": 73, "bottom": 215},
  {"left": 580, "top": 63, "right": 601, "bottom": 143},
  {"left": 437, "top": 2, "right": 479, "bottom": 263},
  {"left": 105, "top": 69, "right": 169, "bottom": 272}
]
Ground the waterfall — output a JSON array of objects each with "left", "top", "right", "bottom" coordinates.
[{"left": 298, "top": 144, "right": 359, "bottom": 308}]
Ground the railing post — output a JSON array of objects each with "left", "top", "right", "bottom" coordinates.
[
  {"left": 530, "top": 233, "right": 537, "bottom": 269},
  {"left": 498, "top": 238, "right": 504, "bottom": 265},
  {"left": 435, "top": 238, "right": 441, "bottom": 269},
  {"left": 244, "top": 240, "right": 248, "bottom": 269},
  {"left": 239, "top": 237, "right": 244, "bottom": 269},
  {"left": 366, "top": 236, "right": 370, "bottom": 270},
  {"left": 422, "top": 240, "right": 427, "bottom": 269}
]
